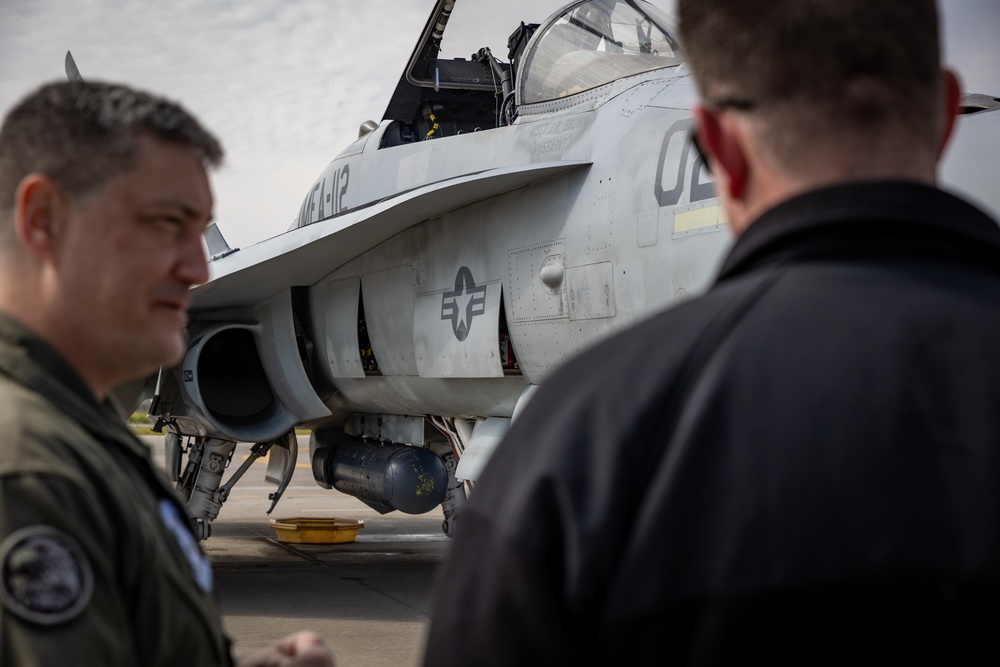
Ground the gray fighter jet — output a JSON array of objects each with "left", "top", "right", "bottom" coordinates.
[{"left": 98, "top": 0, "right": 1000, "bottom": 538}]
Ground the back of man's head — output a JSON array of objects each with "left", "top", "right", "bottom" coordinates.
[
  {"left": 678, "top": 0, "right": 945, "bottom": 173},
  {"left": 0, "top": 80, "right": 223, "bottom": 251}
]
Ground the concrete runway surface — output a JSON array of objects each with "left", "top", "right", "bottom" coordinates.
[{"left": 142, "top": 435, "right": 449, "bottom": 667}]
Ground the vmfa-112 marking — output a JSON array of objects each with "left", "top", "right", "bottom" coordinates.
[{"left": 125, "top": 0, "right": 1000, "bottom": 539}]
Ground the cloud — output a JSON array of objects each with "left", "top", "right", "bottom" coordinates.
[{"left": 0, "top": 0, "right": 438, "bottom": 247}]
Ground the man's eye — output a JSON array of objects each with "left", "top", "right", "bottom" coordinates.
[{"left": 146, "top": 216, "right": 182, "bottom": 232}]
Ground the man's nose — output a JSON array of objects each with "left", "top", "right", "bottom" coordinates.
[{"left": 178, "top": 228, "right": 210, "bottom": 287}]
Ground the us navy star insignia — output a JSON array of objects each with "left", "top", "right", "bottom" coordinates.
[{"left": 441, "top": 266, "right": 487, "bottom": 342}]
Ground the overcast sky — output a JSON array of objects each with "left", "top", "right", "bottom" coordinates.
[{"left": 1, "top": 0, "right": 997, "bottom": 249}]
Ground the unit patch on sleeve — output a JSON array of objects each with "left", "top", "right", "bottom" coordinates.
[{"left": 0, "top": 526, "right": 94, "bottom": 625}]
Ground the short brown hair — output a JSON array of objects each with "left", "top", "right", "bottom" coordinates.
[
  {"left": 0, "top": 80, "right": 223, "bottom": 213},
  {"left": 678, "top": 0, "right": 943, "bottom": 164}
]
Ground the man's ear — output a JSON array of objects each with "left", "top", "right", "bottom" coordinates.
[
  {"left": 13, "top": 174, "right": 66, "bottom": 263},
  {"left": 693, "top": 105, "right": 749, "bottom": 200},
  {"left": 936, "top": 69, "right": 961, "bottom": 160}
]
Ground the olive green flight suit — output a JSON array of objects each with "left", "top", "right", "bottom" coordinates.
[{"left": 0, "top": 313, "right": 234, "bottom": 666}]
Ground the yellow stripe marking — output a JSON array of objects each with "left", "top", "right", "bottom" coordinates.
[{"left": 673, "top": 204, "right": 727, "bottom": 233}]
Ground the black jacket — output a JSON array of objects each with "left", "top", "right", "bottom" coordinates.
[{"left": 424, "top": 182, "right": 1000, "bottom": 665}]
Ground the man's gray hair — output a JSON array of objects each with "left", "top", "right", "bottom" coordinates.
[
  {"left": 678, "top": 0, "right": 944, "bottom": 165},
  {"left": 0, "top": 80, "right": 223, "bottom": 213}
]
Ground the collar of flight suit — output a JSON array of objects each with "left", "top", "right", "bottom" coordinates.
[
  {"left": 716, "top": 181, "right": 1000, "bottom": 282},
  {"left": 0, "top": 312, "right": 157, "bottom": 466}
]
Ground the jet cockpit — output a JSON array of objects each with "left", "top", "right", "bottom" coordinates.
[{"left": 378, "top": 0, "right": 681, "bottom": 145}]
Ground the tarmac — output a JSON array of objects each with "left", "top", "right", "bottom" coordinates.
[{"left": 142, "top": 435, "right": 450, "bottom": 667}]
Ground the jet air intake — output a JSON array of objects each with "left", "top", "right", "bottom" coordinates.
[
  {"left": 176, "top": 323, "right": 298, "bottom": 442},
  {"left": 158, "top": 291, "right": 331, "bottom": 444},
  {"left": 198, "top": 328, "right": 275, "bottom": 423},
  {"left": 311, "top": 432, "right": 448, "bottom": 515}
]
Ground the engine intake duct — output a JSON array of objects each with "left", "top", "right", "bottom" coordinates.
[
  {"left": 198, "top": 328, "right": 275, "bottom": 424},
  {"left": 312, "top": 433, "right": 448, "bottom": 515},
  {"left": 176, "top": 323, "right": 298, "bottom": 443}
]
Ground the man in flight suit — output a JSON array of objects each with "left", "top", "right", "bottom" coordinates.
[
  {"left": 0, "top": 81, "right": 334, "bottom": 666},
  {"left": 424, "top": 0, "right": 1000, "bottom": 664}
]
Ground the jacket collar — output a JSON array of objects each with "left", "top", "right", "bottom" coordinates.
[
  {"left": 0, "top": 312, "right": 149, "bottom": 458},
  {"left": 717, "top": 181, "right": 1000, "bottom": 281}
]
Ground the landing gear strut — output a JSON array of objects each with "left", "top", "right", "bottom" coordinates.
[{"left": 165, "top": 431, "right": 298, "bottom": 540}]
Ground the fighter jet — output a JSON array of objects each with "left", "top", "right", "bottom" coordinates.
[{"left": 101, "top": 0, "right": 1000, "bottom": 539}]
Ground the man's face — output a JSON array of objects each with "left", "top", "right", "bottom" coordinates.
[{"left": 54, "top": 134, "right": 212, "bottom": 393}]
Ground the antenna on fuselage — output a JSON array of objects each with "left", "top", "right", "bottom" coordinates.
[{"left": 65, "top": 51, "right": 83, "bottom": 81}]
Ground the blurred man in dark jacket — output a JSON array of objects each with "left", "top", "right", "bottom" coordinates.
[{"left": 425, "top": 1, "right": 1000, "bottom": 664}]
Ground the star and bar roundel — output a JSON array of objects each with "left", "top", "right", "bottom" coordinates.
[{"left": 440, "top": 266, "right": 487, "bottom": 342}]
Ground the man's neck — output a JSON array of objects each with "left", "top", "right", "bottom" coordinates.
[{"left": 0, "top": 288, "right": 109, "bottom": 401}]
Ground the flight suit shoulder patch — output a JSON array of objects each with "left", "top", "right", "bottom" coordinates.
[{"left": 0, "top": 526, "right": 93, "bottom": 625}]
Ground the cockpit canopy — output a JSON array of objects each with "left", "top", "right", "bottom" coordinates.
[
  {"left": 518, "top": 0, "right": 681, "bottom": 104},
  {"left": 377, "top": 0, "right": 682, "bottom": 149}
]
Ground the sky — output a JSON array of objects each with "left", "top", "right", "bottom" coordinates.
[{"left": 1, "top": 0, "right": 998, "bottom": 250}]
